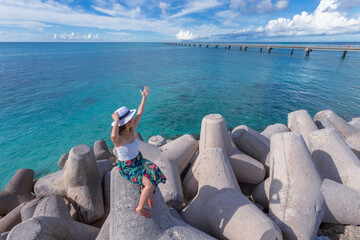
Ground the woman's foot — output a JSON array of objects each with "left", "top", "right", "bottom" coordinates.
[
  {"left": 147, "top": 198, "right": 154, "bottom": 208},
  {"left": 134, "top": 206, "right": 152, "bottom": 218}
]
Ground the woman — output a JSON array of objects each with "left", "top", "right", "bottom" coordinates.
[{"left": 110, "top": 86, "right": 166, "bottom": 218}]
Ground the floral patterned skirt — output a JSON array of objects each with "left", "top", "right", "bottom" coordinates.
[{"left": 117, "top": 151, "right": 167, "bottom": 194}]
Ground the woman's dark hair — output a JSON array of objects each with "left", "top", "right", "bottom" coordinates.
[{"left": 118, "top": 124, "right": 127, "bottom": 134}]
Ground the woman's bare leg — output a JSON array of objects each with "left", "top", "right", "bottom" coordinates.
[{"left": 136, "top": 176, "right": 155, "bottom": 215}]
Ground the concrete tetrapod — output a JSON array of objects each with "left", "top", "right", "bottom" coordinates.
[
  {"left": 184, "top": 114, "right": 265, "bottom": 197},
  {"left": 252, "top": 177, "right": 270, "bottom": 208},
  {"left": 180, "top": 148, "right": 282, "bottom": 240},
  {"left": 231, "top": 125, "right": 270, "bottom": 176},
  {"left": 34, "top": 144, "right": 104, "bottom": 224},
  {"left": 0, "top": 168, "right": 34, "bottom": 216},
  {"left": 268, "top": 132, "right": 325, "bottom": 240},
  {"left": 57, "top": 153, "right": 68, "bottom": 169},
  {"left": 321, "top": 178, "right": 360, "bottom": 224},
  {"left": 349, "top": 117, "right": 360, "bottom": 130},
  {"left": 314, "top": 110, "right": 360, "bottom": 158},
  {"left": 288, "top": 109, "right": 318, "bottom": 149},
  {"left": 148, "top": 135, "right": 167, "bottom": 147},
  {"left": 96, "top": 214, "right": 110, "bottom": 240},
  {"left": 21, "top": 198, "right": 43, "bottom": 221},
  {"left": 261, "top": 123, "right": 289, "bottom": 139},
  {"left": 0, "top": 202, "right": 25, "bottom": 233},
  {"left": 94, "top": 140, "right": 114, "bottom": 161},
  {"left": 137, "top": 134, "right": 199, "bottom": 210},
  {"left": 309, "top": 128, "right": 360, "bottom": 191},
  {"left": 109, "top": 167, "right": 215, "bottom": 240},
  {"left": 251, "top": 177, "right": 360, "bottom": 226},
  {"left": 7, "top": 195, "right": 99, "bottom": 240}
]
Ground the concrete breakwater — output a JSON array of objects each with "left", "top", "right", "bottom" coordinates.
[{"left": 1, "top": 110, "right": 360, "bottom": 239}]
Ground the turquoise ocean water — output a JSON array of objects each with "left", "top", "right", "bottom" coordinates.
[{"left": 1, "top": 42, "right": 360, "bottom": 189}]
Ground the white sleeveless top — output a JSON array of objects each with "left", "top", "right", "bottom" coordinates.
[{"left": 115, "top": 138, "right": 139, "bottom": 161}]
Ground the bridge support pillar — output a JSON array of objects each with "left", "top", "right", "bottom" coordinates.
[
  {"left": 342, "top": 50, "right": 347, "bottom": 59},
  {"left": 305, "top": 48, "right": 312, "bottom": 56}
]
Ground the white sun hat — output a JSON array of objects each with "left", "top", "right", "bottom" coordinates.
[{"left": 111, "top": 106, "right": 137, "bottom": 127}]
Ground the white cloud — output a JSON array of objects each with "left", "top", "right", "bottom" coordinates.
[
  {"left": 169, "top": 0, "right": 223, "bottom": 18},
  {"left": 159, "top": 2, "right": 170, "bottom": 15},
  {"left": 0, "top": 20, "right": 53, "bottom": 31},
  {"left": 92, "top": 3, "right": 141, "bottom": 18},
  {"left": 54, "top": 32, "right": 100, "bottom": 40},
  {"left": 220, "top": 0, "right": 360, "bottom": 38},
  {"left": 0, "top": 0, "right": 177, "bottom": 34},
  {"left": 215, "top": 10, "right": 242, "bottom": 26},
  {"left": 176, "top": 30, "right": 198, "bottom": 40},
  {"left": 230, "top": 0, "right": 289, "bottom": 14},
  {"left": 106, "top": 32, "right": 130, "bottom": 36}
]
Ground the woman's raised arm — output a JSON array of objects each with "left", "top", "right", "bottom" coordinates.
[
  {"left": 133, "top": 86, "right": 151, "bottom": 130},
  {"left": 111, "top": 112, "right": 120, "bottom": 143}
]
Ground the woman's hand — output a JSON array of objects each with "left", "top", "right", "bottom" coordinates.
[
  {"left": 140, "top": 86, "right": 151, "bottom": 98},
  {"left": 112, "top": 112, "right": 119, "bottom": 123}
]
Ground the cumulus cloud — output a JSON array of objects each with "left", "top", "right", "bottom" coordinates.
[
  {"left": 54, "top": 32, "right": 100, "bottom": 40},
  {"left": 230, "top": 0, "right": 289, "bottom": 14},
  {"left": 159, "top": 2, "right": 170, "bottom": 15},
  {"left": 218, "top": 0, "right": 360, "bottom": 38},
  {"left": 176, "top": 30, "right": 198, "bottom": 40}
]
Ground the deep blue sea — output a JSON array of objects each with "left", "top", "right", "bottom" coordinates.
[{"left": 1, "top": 42, "right": 360, "bottom": 189}]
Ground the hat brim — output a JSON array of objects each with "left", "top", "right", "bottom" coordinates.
[{"left": 111, "top": 109, "right": 137, "bottom": 127}]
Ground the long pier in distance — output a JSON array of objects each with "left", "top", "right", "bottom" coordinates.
[{"left": 164, "top": 42, "right": 360, "bottom": 59}]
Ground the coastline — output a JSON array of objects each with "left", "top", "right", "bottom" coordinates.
[
  {"left": 2, "top": 42, "right": 360, "bottom": 191},
  {"left": 1, "top": 109, "right": 360, "bottom": 239}
]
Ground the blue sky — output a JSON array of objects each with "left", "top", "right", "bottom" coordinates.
[{"left": 0, "top": 0, "right": 360, "bottom": 42}]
